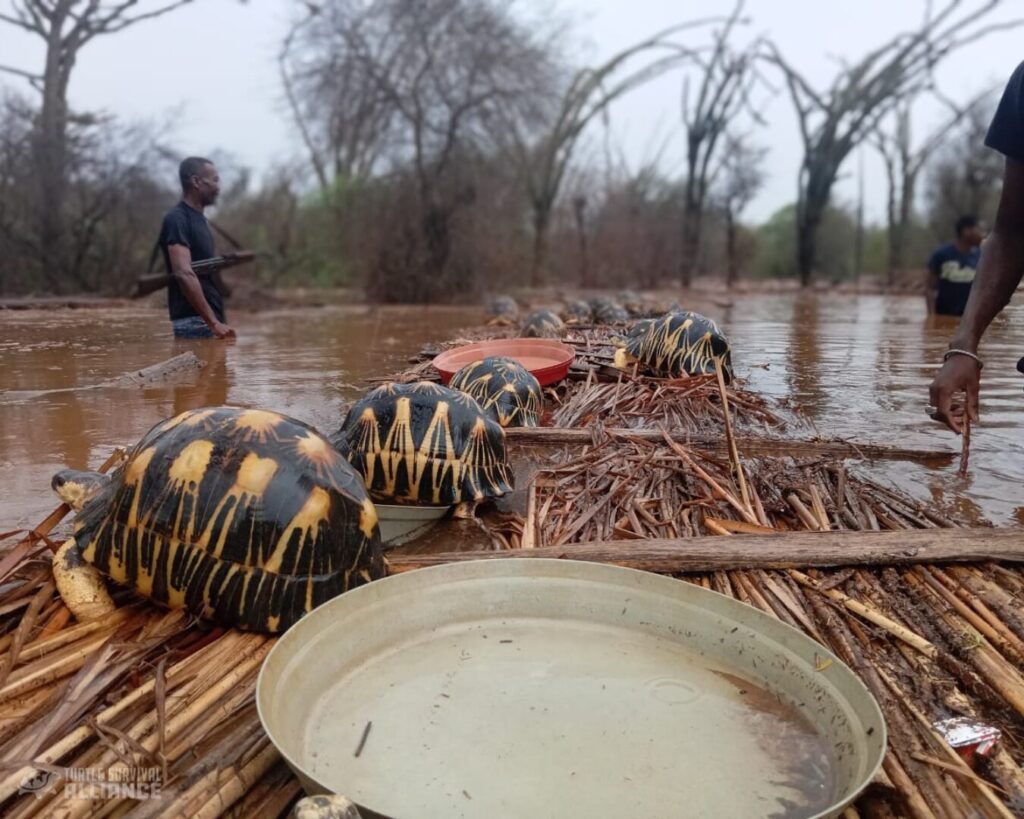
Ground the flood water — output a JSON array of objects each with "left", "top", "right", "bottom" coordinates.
[{"left": 1, "top": 293, "right": 1022, "bottom": 530}]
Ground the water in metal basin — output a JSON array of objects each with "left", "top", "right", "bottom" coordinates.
[{"left": 304, "top": 617, "right": 835, "bottom": 818}]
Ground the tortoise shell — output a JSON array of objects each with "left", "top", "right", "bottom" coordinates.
[
  {"left": 521, "top": 308, "right": 564, "bottom": 338},
  {"left": 589, "top": 297, "right": 629, "bottom": 324},
  {"left": 487, "top": 295, "right": 519, "bottom": 321},
  {"left": 450, "top": 356, "right": 543, "bottom": 427},
  {"left": 70, "top": 407, "right": 383, "bottom": 633},
  {"left": 561, "top": 300, "right": 593, "bottom": 324},
  {"left": 618, "top": 310, "right": 733, "bottom": 382},
  {"left": 618, "top": 290, "right": 644, "bottom": 316},
  {"left": 332, "top": 382, "right": 513, "bottom": 505}
]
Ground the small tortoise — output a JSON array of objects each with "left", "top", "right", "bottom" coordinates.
[
  {"left": 589, "top": 296, "right": 630, "bottom": 324},
  {"left": 486, "top": 295, "right": 519, "bottom": 326},
  {"left": 331, "top": 382, "right": 513, "bottom": 506},
  {"left": 618, "top": 290, "right": 644, "bottom": 317},
  {"left": 50, "top": 407, "right": 384, "bottom": 633},
  {"left": 613, "top": 310, "right": 734, "bottom": 382},
  {"left": 520, "top": 308, "right": 565, "bottom": 338},
  {"left": 561, "top": 299, "right": 593, "bottom": 324},
  {"left": 450, "top": 356, "right": 543, "bottom": 427}
]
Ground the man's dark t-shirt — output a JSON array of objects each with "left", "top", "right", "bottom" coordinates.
[
  {"left": 986, "top": 61, "right": 1024, "bottom": 162},
  {"left": 929, "top": 243, "right": 980, "bottom": 317},
  {"left": 158, "top": 201, "right": 225, "bottom": 323}
]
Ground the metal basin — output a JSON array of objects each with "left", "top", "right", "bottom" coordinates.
[
  {"left": 257, "top": 559, "right": 885, "bottom": 819},
  {"left": 373, "top": 503, "right": 450, "bottom": 547}
]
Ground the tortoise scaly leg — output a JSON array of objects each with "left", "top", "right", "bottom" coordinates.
[{"left": 53, "top": 539, "right": 115, "bottom": 621}]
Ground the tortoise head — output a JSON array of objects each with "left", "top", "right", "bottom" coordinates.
[{"left": 51, "top": 470, "right": 109, "bottom": 512}]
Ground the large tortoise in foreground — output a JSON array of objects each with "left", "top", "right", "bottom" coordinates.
[
  {"left": 332, "top": 381, "right": 514, "bottom": 506},
  {"left": 51, "top": 407, "right": 384, "bottom": 633}
]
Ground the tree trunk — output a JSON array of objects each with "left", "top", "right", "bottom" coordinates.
[
  {"left": 885, "top": 182, "right": 898, "bottom": 288},
  {"left": 35, "top": 10, "right": 73, "bottom": 290},
  {"left": 423, "top": 204, "right": 453, "bottom": 297},
  {"left": 796, "top": 165, "right": 833, "bottom": 287},
  {"left": 895, "top": 171, "right": 916, "bottom": 286},
  {"left": 724, "top": 207, "right": 738, "bottom": 289},
  {"left": 572, "top": 196, "right": 589, "bottom": 288},
  {"left": 888, "top": 224, "right": 903, "bottom": 289},
  {"left": 529, "top": 204, "right": 549, "bottom": 288},
  {"left": 795, "top": 204, "right": 820, "bottom": 288},
  {"left": 680, "top": 181, "right": 702, "bottom": 288}
]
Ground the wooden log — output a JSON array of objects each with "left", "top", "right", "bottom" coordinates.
[
  {"left": 106, "top": 351, "right": 205, "bottom": 387},
  {"left": 2, "top": 353, "right": 205, "bottom": 401},
  {"left": 387, "top": 528, "right": 1024, "bottom": 575},
  {"left": 503, "top": 426, "right": 953, "bottom": 462}
]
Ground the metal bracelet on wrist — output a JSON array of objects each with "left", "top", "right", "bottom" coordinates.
[{"left": 943, "top": 348, "right": 984, "bottom": 369}]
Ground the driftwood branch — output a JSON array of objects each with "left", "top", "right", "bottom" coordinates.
[
  {"left": 387, "top": 528, "right": 1024, "bottom": 575},
  {"left": 503, "top": 426, "right": 954, "bottom": 462}
]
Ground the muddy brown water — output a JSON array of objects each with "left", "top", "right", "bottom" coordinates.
[{"left": 1, "top": 294, "right": 1023, "bottom": 530}]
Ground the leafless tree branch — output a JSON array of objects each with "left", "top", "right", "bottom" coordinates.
[{"left": 763, "top": 0, "right": 1021, "bottom": 285}]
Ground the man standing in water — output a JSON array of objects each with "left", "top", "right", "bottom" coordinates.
[
  {"left": 925, "top": 215, "right": 985, "bottom": 317},
  {"left": 929, "top": 62, "right": 1024, "bottom": 431},
  {"left": 160, "top": 157, "right": 235, "bottom": 339}
]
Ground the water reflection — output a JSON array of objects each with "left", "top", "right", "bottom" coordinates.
[
  {"left": 786, "top": 295, "right": 825, "bottom": 418},
  {"left": 170, "top": 338, "right": 230, "bottom": 414}
]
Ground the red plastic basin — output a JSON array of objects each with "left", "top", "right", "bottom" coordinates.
[{"left": 433, "top": 338, "right": 576, "bottom": 387}]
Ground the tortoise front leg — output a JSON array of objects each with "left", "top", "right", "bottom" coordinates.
[
  {"left": 452, "top": 501, "right": 479, "bottom": 519},
  {"left": 53, "top": 539, "right": 116, "bottom": 621}
]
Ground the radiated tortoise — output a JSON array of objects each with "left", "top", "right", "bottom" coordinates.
[
  {"left": 521, "top": 308, "right": 565, "bottom": 338},
  {"left": 50, "top": 407, "right": 384, "bottom": 633},
  {"left": 450, "top": 356, "right": 543, "bottom": 427},
  {"left": 613, "top": 310, "right": 734, "bottom": 382},
  {"left": 331, "top": 381, "right": 514, "bottom": 506}
]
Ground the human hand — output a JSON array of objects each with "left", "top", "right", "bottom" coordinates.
[
  {"left": 211, "top": 321, "right": 236, "bottom": 340},
  {"left": 928, "top": 355, "right": 980, "bottom": 434}
]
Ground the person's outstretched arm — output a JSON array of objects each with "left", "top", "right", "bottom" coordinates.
[{"left": 930, "top": 158, "right": 1024, "bottom": 432}]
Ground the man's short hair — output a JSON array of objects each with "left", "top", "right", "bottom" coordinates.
[
  {"left": 955, "top": 214, "right": 979, "bottom": 236},
  {"left": 179, "top": 156, "right": 213, "bottom": 190}
]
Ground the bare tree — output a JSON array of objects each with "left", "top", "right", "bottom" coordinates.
[
  {"left": 679, "top": 0, "right": 761, "bottom": 286},
  {"left": 0, "top": 94, "right": 37, "bottom": 292},
  {"left": 765, "top": 0, "right": 1023, "bottom": 286},
  {"left": 296, "top": 0, "right": 558, "bottom": 300},
  {"left": 0, "top": 93, "right": 175, "bottom": 294},
  {"left": 715, "top": 132, "right": 766, "bottom": 288},
  {"left": 0, "top": 0, "right": 193, "bottom": 289},
  {"left": 587, "top": 154, "right": 683, "bottom": 290},
  {"left": 925, "top": 101, "right": 1003, "bottom": 235},
  {"left": 493, "top": 21, "right": 709, "bottom": 287},
  {"left": 872, "top": 87, "right": 994, "bottom": 284},
  {"left": 279, "top": 2, "right": 396, "bottom": 191}
]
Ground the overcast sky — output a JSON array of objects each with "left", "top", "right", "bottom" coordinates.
[{"left": 1, "top": 0, "right": 1021, "bottom": 224}]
